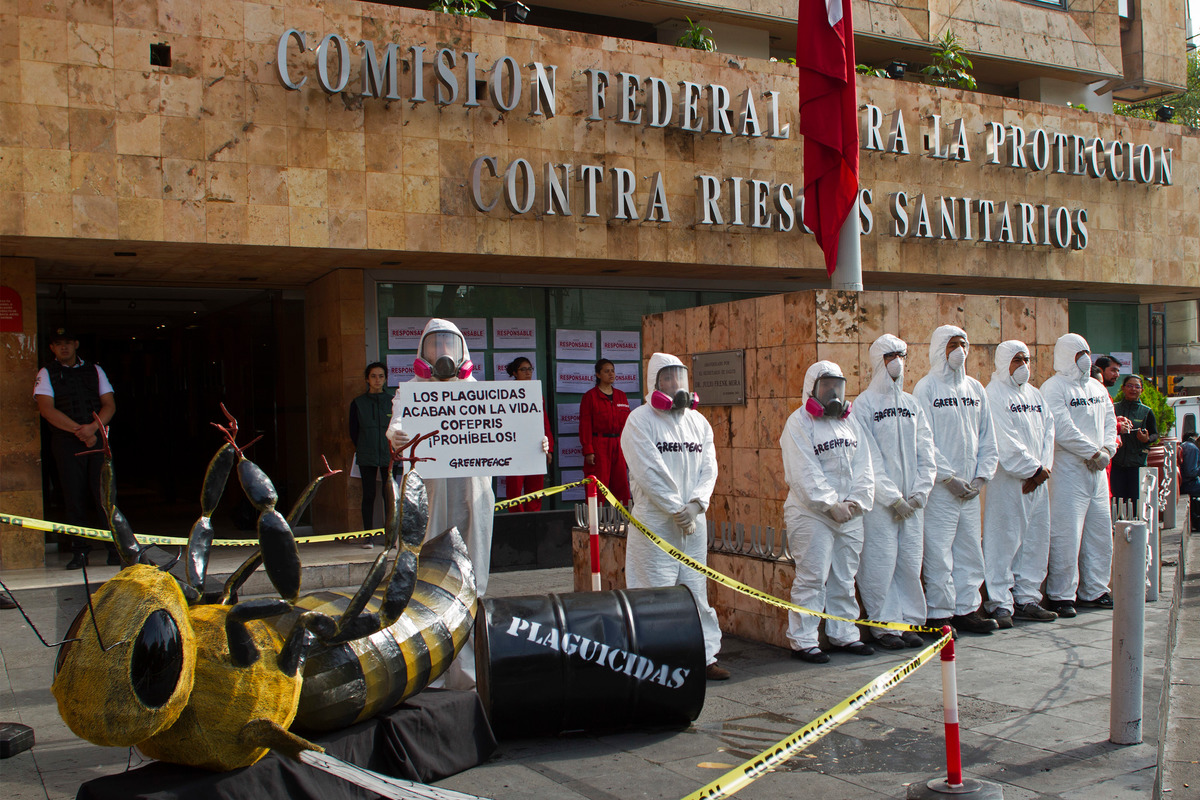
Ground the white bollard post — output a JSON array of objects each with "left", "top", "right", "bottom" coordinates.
[{"left": 1110, "top": 520, "right": 1147, "bottom": 745}]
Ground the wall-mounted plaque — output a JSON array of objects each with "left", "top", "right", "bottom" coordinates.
[{"left": 692, "top": 350, "right": 745, "bottom": 406}]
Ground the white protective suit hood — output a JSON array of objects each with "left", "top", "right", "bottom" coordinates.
[
  {"left": 645, "top": 352, "right": 690, "bottom": 408},
  {"left": 1052, "top": 333, "right": 1090, "bottom": 382},
  {"left": 803, "top": 360, "right": 845, "bottom": 402},
  {"left": 992, "top": 340, "right": 1030, "bottom": 388},
  {"left": 868, "top": 334, "right": 908, "bottom": 394},
  {"left": 416, "top": 318, "right": 473, "bottom": 381},
  {"left": 928, "top": 325, "right": 969, "bottom": 385}
]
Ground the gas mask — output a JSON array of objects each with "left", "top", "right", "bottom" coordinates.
[
  {"left": 414, "top": 331, "right": 473, "bottom": 380},
  {"left": 650, "top": 365, "right": 698, "bottom": 412},
  {"left": 805, "top": 374, "right": 851, "bottom": 419}
]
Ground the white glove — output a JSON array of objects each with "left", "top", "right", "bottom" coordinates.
[
  {"left": 828, "top": 502, "right": 855, "bottom": 524},
  {"left": 542, "top": 435, "right": 550, "bottom": 454},
  {"left": 1093, "top": 451, "right": 1111, "bottom": 470},
  {"left": 891, "top": 498, "right": 916, "bottom": 521},
  {"left": 672, "top": 501, "right": 704, "bottom": 528},
  {"left": 943, "top": 476, "right": 972, "bottom": 498},
  {"left": 961, "top": 476, "right": 986, "bottom": 501},
  {"left": 907, "top": 494, "right": 926, "bottom": 510},
  {"left": 387, "top": 426, "right": 411, "bottom": 450}
]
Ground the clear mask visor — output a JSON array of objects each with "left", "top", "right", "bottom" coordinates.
[
  {"left": 813, "top": 375, "right": 846, "bottom": 407},
  {"left": 656, "top": 365, "right": 689, "bottom": 396}
]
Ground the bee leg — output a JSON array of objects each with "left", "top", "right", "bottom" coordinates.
[
  {"left": 239, "top": 719, "right": 323, "bottom": 761},
  {"left": 328, "top": 548, "right": 420, "bottom": 644},
  {"left": 185, "top": 443, "right": 237, "bottom": 593},
  {"left": 226, "top": 597, "right": 293, "bottom": 667},
  {"left": 286, "top": 456, "right": 342, "bottom": 528},
  {"left": 277, "top": 610, "right": 339, "bottom": 674},
  {"left": 396, "top": 470, "right": 429, "bottom": 550},
  {"left": 258, "top": 508, "right": 301, "bottom": 604}
]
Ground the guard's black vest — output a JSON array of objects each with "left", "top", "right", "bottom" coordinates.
[
  {"left": 47, "top": 360, "right": 102, "bottom": 425},
  {"left": 353, "top": 391, "right": 394, "bottom": 468}
]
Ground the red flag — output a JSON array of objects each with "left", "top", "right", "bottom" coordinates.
[{"left": 797, "top": 0, "right": 859, "bottom": 276}]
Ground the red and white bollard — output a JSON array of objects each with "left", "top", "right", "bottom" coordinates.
[
  {"left": 586, "top": 479, "right": 601, "bottom": 591},
  {"left": 907, "top": 628, "right": 1001, "bottom": 798}
]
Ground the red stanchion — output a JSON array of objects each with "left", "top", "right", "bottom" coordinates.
[
  {"left": 586, "top": 478, "right": 601, "bottom": 591},
  {"left": 940, "top": 627, "right": 963, "bottom": 788}
]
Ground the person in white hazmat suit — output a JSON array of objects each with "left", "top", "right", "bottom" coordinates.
[
  {"left": 851, "top": 336, "right": 937, "bottom": 650},
  {"left": 620, "top": 353, "right": 729, "bottom": 681},
  {"left": 386, "top": 319, "right": 495, "bottom": 690},
  {"left": 781, "top": 361, "right": 875, "bottom": 663},
  {"left": 982, "top": 341, "right": 1059, "bottom": 627},
  {"left": 913, "top": 325, "right": 1000, "bottom": 635},
  {"left": 1041, "top": 333, "right": 1118, "bottom": 618}
]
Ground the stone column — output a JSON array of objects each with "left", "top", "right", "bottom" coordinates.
[
  {"left": 304, "top": 269, "right": 365, "bottom": 535},
  {"left": 0, "top": 257, "right": 44, "bottom": 568}
]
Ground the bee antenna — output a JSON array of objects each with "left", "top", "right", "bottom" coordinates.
[
  {"left": 79, "top": 564, "right": 126, "bottom": 653},
  {"left": 0, "top": 578, "right": 83, "bottom": 649}
]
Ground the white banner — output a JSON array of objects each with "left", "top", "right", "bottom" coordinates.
[
  {"left": 391, "top": 380, "right": 545, "bottom": 478},
  {"left": 557, "top": 435, "right": 584, "bottom": 468},
  {"left": 601, "top": 330, "right": 641, "bottom": 360},
  {"left": 555, "top": 329, "right": 596, "bottom": 361},
  {"left": 557, "top": 402, "right": 580, "bottom": 434},
  {"left": 386, "top": 354, "right": 414, "bottom": 386},
  {"left": 387, "top": 317, "right": 427, "bottom": 350},
  {"left": 556, "top": 361, "right": 597, "bottom": 394},
  {"left": 562, "top": 469, "right": 586, "bottom": 501},
  {"left": 614, "top": 362, "right": 641, "bottom": 395},
  {"left": 449, "top": 318, "right": 488, "bottom": 351},
  {"left": 493, "top": 317, "right": 538, "bottom": 349},
  {"left": 492, "top": 351, "right": 538, "bottom": 381}
]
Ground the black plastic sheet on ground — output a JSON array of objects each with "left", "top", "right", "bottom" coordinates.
[{"left": 76, "top": 689, "right": 497, "bottom": 800}]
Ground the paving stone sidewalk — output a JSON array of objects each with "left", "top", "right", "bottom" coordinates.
[{"left": 0, "top": 526, "right": 1185, "bottom": 800}]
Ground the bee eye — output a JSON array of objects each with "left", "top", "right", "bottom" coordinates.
[{"left": 131, "top": 609, "right": 184, "bottom": 708}]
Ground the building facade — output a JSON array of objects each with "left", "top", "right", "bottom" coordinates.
[{"left": 1, "top": 0, "right": 1197, "bottom": 567}]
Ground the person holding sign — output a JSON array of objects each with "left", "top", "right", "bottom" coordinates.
[
  {"left": 580, "top": 358, "right": 631, "bottom": 505},
  {"left": 386, "top": 318, "right": 494, "bottom": 690},
  {"left": 503, "top": 357, "right": 554, "bottom": 511},
  {"left": 620, "top": 353, "right": 727, "bottom": 681}
]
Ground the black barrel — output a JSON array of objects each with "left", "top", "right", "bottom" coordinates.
[{"left": 476, "top": 585, "right": 707, "bottom": 737}]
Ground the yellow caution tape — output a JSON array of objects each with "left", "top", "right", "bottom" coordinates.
[
  {"left": 0, "top": 513, "right": 374, "bottom": 547},
  {"left": 590, "top": 480, "right": 939, "bottom": 634},
  {"left": 492, "top": 478, "right": 591, "bottom": 512},
  {"left": 679, "top": 633, "right": 951, "bottom": 800}
]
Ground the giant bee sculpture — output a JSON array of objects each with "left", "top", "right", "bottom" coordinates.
[{"left": 49, "top": 407, "right": 477, "bottom": 771}]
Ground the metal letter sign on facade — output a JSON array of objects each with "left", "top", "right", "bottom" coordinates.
[{"left": 692, "top": 351, "right": 746, "bottom": 406}]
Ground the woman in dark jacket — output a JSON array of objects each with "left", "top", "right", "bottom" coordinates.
[{"left": 349, "top": 362, "right": 394, "bottom": 546}]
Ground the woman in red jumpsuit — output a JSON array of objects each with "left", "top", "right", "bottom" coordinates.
[
  {"left": 505, "top": 357, "right": 554, "bottom": 512},
  {"left": 580, "top": 358, "right": 631, "bottom": 504}
]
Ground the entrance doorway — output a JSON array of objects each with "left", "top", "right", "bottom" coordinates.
[{"left": 36, "top": 285, "right": 307, "bottom": 538}]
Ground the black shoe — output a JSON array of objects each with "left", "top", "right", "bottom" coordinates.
[
  {"left": 901, "top": 631, "right": 926, "bottom": 648},
  {"left": 1047, "top": 599, "right": 1077, "bottom": 618},
  {"left": 833, "top": 641, "right": 875, "bottom": 656},
  {"left": 1013, "top": 602, "right": 1057, "bottom": 622},
  {"left": 107, "top": 550, "right": 122, "bottom": 566},
  {"left": 988, "top": 608, "right": 1014, "bottom": 629},
  {"left": 791, "top": 647, "right": 830, "bottom": 664},
  {"left": 65, "top": 552, "right": 88, "bottom": 570},
  {"left": 952, "top": 611, "right": 999, "bottom": 635},
  {"left": 926, "top": 617, "right": 953, "bottom": 632},
  {"left": 1077, "top": 592, "right": 1114, "bottom": 609},
  {"left": 875, "top": 634, "right": 907, "bottom": 650},
  {"left": 0, "top": 592, "right": 16, "bottom": 610}
]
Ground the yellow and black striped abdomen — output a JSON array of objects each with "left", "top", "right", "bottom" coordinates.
[{"left": 283, "top": 528, "right": 477, "bottom": 733}]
